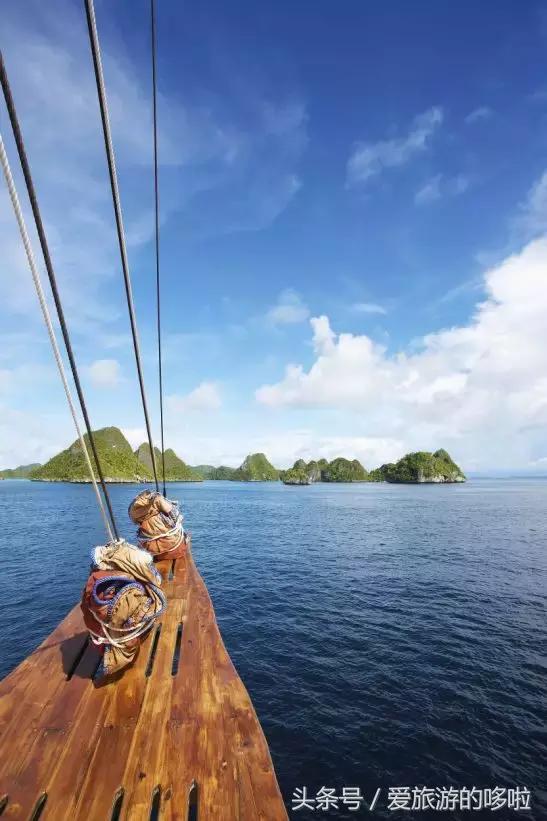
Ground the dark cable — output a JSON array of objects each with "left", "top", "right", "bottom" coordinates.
[
  {"left": 84, "top": 0, "right": 159, "bottom": 491},
  {"left": 150, "top": 0, "right": 166, "bottom": 496},
  {"left": 0, "top": 49, "right": 120, "bottom": 541}
]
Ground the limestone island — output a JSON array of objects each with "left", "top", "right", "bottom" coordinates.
[
  {"left": 279, "top": 449, "right": 465, "bottom": 485},
  {"left": 194, "top": 453, "right": 279, "bottom": 481},
  {"left": 30, "top": 427, "right": 202, "bottom": 483},
  {"left": 5, "top": 431, "right": 465, "bottom": 487}
]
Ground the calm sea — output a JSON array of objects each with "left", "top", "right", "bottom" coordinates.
[{"left": 1, "top": 478, "right": 546, "bottom": 818}]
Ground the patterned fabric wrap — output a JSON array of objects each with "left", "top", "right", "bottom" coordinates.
[
  {"left": 81, "top": 540, "right": 165, "bottom": 679},
  {"left": 128, "top": 491, "right": 187, "bottom": 561}
]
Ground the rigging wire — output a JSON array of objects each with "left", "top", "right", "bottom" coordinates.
[
  {"left": 84, "top": 0, "right": 159, "bottom": 492},
  {"left": 0, "top": 50, "right": 120, "bottom": 541},
  {"left": 0, "top": 132, "right": 115, "bottom": 543},
  {"left": 150, "top": 0, "right": 166, "bottom": 496}
]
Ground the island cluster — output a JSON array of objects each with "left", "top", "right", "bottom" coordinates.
[{"left": 0, "top": 427, "right": 466, "bottom": 485}]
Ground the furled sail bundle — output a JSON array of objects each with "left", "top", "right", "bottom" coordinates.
[
  {"left": 81, "top": 540, "right": 166, "bottom": 678},
  {"left": 129, "top": 490, "right": 187, "bottom": 560}
]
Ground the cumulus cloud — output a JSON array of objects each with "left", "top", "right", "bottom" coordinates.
[
  {"left": 256, "top": 237, "right": 547, "bottom": 470},
  {"left": 347, "top": 107, "right": 443, "bottom": 187},
  {"left": 88, "top": 359, "right": 122, "bottom": 388},
  {"left": 465, "top": 106, "right": 493, "bottom": 124},
  {"left": 167, "top": 382, "right": 222, "bottom": 413},
  {"left": 267, "top": 289, "right": 310, "bottom": 325},
  {"left": 415, "top": 173, "right": 470, "bottom": 205}
]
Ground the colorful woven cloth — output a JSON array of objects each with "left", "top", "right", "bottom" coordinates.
[
  {"left": 128, "top": 491, "right": 187, "bottom": 561},
  {"left": 81, "top": 540, "right": 165, "bottom": 679}
]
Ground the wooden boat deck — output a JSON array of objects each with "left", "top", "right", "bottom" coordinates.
[{"left": 0, "top": 545, "right": 288, "bottom": 820}]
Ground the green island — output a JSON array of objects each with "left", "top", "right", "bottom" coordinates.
[
  {"left": 280, "top": 449, "right": 465, "bottom": 485},
  {"left": 367, "top": 449, "right": 466, "bottom": 484},
  {"left": 135, "top": 442, "right": 201, "bottom": 482},
  {"left": 29, "top": 427, "right": 202, "bottom": 483},
  {"left": 0, "top": 463, "right": 41, "bottom": 480},
  {"left": 1, "top": 427, "right": 465, "bottom": 485}
]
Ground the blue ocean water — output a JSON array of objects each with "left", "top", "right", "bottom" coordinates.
[{"left": 1, "top": 478, "right": 546, "bottom": 819}]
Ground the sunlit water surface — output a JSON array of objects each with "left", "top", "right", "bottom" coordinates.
[{"left": 1, "top": 478, "right": 546, "bottom": 818}]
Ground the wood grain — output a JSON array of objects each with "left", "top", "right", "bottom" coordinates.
[{"left": 0, "top": 544, "right": 287, "bottom": 820}]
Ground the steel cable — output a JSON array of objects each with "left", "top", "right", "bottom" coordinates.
[
  {"left": 150, "top": 0, "right": 166, "bottom": 496},
  {"left": 84, "top": 0, "right": 159, "bottom": 491}
]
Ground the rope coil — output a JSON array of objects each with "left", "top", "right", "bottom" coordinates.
[{"left": 88, "top": 581, "right": 166, "bottom": 648}]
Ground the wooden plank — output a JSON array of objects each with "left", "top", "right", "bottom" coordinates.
[
  {"left": 1, "top": 641, "right": 101, "bottom": 818},
  {"left": 0, "top": 545, "right": 287, "bottom": 820},
  {"left": 57, "top": 631, "right": 154, "bottom": 819},
  {"left": 46, "top": 627, "right": 154, "bottom": 820},
  {"left": 60, "top": 557, "right": 184, "bottom": 820},
  {"left": 160, "top": 554, "right": 287, "bottom": 821},
  {"left": 0, "top": 606, "right": 85, "bottom": 748},
  {"left": 117, "top": 597, "right": 185, "bottom": 819}
]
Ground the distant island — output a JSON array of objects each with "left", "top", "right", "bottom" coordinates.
[
  {"left": 135, "top": 442, "right": 198, "bottom": 482},
  {"left": 281, "top": 457, "right": 369, "bottom": 484},
  {"left": 368, "top": 449, "right": 466, "bottom": 484},
  {"left": 29, "top": 427, "right": 202, "bottom": 483},
  {"left": 0, "top": 427, "right": 465, "bottom": 485},
  {"left": 0, "top": 463, "right": 40, "bottom": 480},
  {"left": 281, "top": 450, "right": 466, "bottom": 485}
]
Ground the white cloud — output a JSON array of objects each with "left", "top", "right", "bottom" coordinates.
[
  {"left": 267, "top": 289, "right": 309, "bottom": 325},
  {"left": 517, "top": 170, "right": 547, "bottom": 239},
  {"left": 347, "top": 107, "right": 443, "bottom": 187},
  {"left": 164, "top": 428, "right": 404, "bottom": 470},
  {"left": 415, "top": 173, "right": 470, "bottom": 205},
  {"left": 0, "top": 404, "right": 71, "bottom": 469},
  {"left": 121, "top": 427, "right": 147, "bottom": 449},
  {"left": 465, "top": 106, "right": 493, "bottom": 124},
  {"left": 351, "top": 302, "right": 387, "bottom": 315},
  {"left": 415, "top": 175, "right": 442, "bottom": 204},
  {"left": 167, "top": 382, "right": 222, "bottom": 413},
  {"left": 88, "top": 359, "right": 122, "bottom": 388},
  {"left": 256, "top": 236, "right": 547, "bottom": 470},
  {"left": 0, "top": 0, "right": 169, "bottom": 330},
  {"left": 0, "top": 0, "right": 307, "bottom": 335},
  {"left": 435, "top": 278, "right": 482, "bottom": 306},
  {"left": 528, "top": 455, "right": 547, "bottom": 467}
]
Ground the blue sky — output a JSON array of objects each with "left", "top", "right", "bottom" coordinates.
[{"left": 1, "top": 0, "right": 547, "bottom": 472}]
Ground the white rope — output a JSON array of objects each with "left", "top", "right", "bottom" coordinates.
[
  {"left": 137, "top": 512, "right": 184, "bottom": 544},
  {"left": 0, "top": 132, "right": 114, "bottom": 542}
]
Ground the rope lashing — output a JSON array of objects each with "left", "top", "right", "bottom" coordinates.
[
  {"left": 128, "top": 491, "right": 187, "bottom": 560},
  {"left": 81, "top": 540, "right": 166, "bottom": 678},
  {"left": 84, "top": 0, "right": 160, "bottom": 492},
  {"left": 0, "top": 49, "right": 120, "bottom": 541},
  {"left": 150, "top": 0, "right": 167, "bottom": 496},
  {"left": 136, "top": 510, "right": 185, "bottom": 552},
  {"left": 0, "top": 133, "right": 114, "bottom": 542},
  {"left": 87, "top": 580, "right": 166, "bottom": 648}
]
